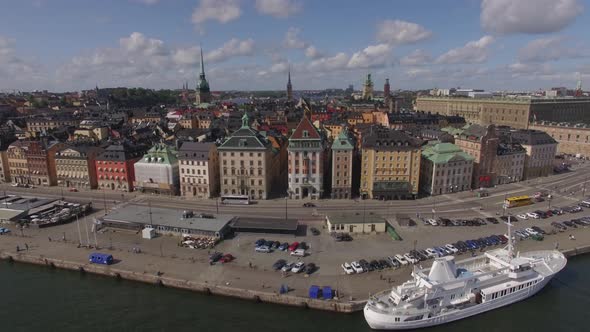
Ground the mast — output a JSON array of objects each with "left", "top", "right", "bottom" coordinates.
[{"left": 506, "top": 214, "right": 514, "bottom": 258}]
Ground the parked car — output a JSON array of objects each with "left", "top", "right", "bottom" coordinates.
[
  {"left": 278, "top": 242, "right": 289, "bottom": 251},
  {"left": 531, "top": 226, "right": 546, "bottom": 235},
  {"left": 387, "top": 256, "right": 401, "bottom": 268},
  {"left": 403, "top": 253, "right": 418, "bottom": 264},
  {"left": 219, "top": 254, "right": 234, "bottom": 263},
  {"left": 524, "top": 228, "right": 539, "bottom": 236},
  {"left": 445, "top": 244, "right": 459, "bottom": 254},
  {"left": 304, "top": 263, "right": 316, "bottom": 274},
  {"left": 379, "top": 259, "right": 392, "bottom": 269},
  {"left": 255, "top": 238, "right": 266, "bottom": 247},
  {"left": 209, "top": 252, "right": 223, "bottom": 263},
  {"left": 303, "top": 202, "right": 316, "bottom": 208},
  {"left": 0, "top": 228, "right": 10, "bottom": 235},
  {"left": 273, "top": 259, "right": 287, "bottom": 270},
  {"left": 281, "top": 262, "right": 294, "bottom": 272},
  {"left": 255, "top": 246, "right": 271, "bottom": 253},
  {"left": 428, "top": 218, "right": 438, "bottom": 226},
  {"left": 297, "top": 242, "right": 307, "bottom": 250},
  {"left": 341, "top": 262, "right": 354, "bottom": 274},
  {"left": 526, "top": 212, "right": 540, "bottom": 219},
  {"left": 68, "top": 187, "right": 78, "bottom": 192},
  {"left": 310, "top": 227, "right": 320, "bottom": 235},
  {"left": 370, "top": 260, "right": 382, "bottom": 270},
  {"left": 394, "top": 254, "right": 409, "bottom": 266},
  {"left": 291, "top": 262, "right": 306, "bottom": 273},
  {"left": 290, "top": 249, "right": 306, "bottom": 257},
  {"left": 551, "top": 221, "right": 566, "bottom": 231},
  {"left": 516, "top": 214, "right": 528, "bottom": 220},
  {"left": 425, "top": 248, "right": 438, "bottom": 258},
  {"left": 485, "top": 217, "right": 499, "bottom": 224},
  {"left": 265, "top": 240, "right": 275, "bottom": 248},
  {"left": 359, "top": 259, "right": 371, "bottom": 272},
  {"left": 563, "top": 220, "right": 577, "bottom": 228},
  {"left": 272, "top": 241, "right": 281, "bottom": 249},
  {"left": 351, "top": 261, "right": 364, "bottom": 273},
  {"left": 288, "top": 242, "right": 299, "bottom": 251}
]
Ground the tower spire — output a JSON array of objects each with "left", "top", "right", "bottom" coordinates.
[
  {"left": 200, "top": 45, "right": 205, "bottom": 75},
  {"left": 287, "top": 64, "right": 293, "bottom": 101}
]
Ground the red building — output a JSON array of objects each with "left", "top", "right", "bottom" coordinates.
[{"left": 95, "top": 142, "right": 148, "bottom": 192}]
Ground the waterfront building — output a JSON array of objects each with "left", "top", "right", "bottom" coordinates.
[
  {"left": 287, "top": 112, "right": 326, "bottom": 199},
  {"left": 331, "top": 128, "right": 354, "bottom": 199},
  {"left": 415, "top": 96, "right": 590, "bottom": 129},
  {"left": 218, "top": 112, "right": 278, "bottom": 200},
  {"left": 95, "top": 142, "right": 148, "bottom": 192},
  {"left": 500, "top": 129, "right": 558, "bottom": 180},
  {"left": 453, "top": 124, "right": 498, "bottom": 188},
  {"left": 26, "top": 140, "right": 66, "bottom": 187},
  {"left": 178, "top": 142, "right": 220, "bottom": 199},
  {"left": 420, "top": 143, "right": 474, "bottom": 196},
  {"left": 55, "top": 145, "right": 103, "bottom": 189},
  {"left": 494, "top": 141, "right": 526, "bottom": 185},
  {"left": 133, "top": 143, "right": 179, "bottom": 195},
  {"left": 0, "top": 143, "right": 10, "bottom": 183},
  {"left": 6, "top": 140, "right": 29, "bottom": 185},
  {"left": 360, "top": 126, "right": 422, "bottom": 200},
  {"left": 196, "top": 48, "right": 211, "bottom": 105}
]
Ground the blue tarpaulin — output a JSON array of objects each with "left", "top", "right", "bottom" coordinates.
[
  {"left": 309, "top": 285, "right": 320, "bottom": 299},
  {"left": 89, "top": 253, "right": 113, "bottom": 265},
  {"left": 323, "top": 286, "right": 333, "bottom": 299}
]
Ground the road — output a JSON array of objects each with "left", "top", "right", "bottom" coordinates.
[{"left": 2, "top": 161, "right": 590, "bottom": 220}]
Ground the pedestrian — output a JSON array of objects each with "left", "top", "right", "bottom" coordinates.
[
  {"left": 248, "top": 261, "right": 252, "bottom": 268},
  {"left": 16, "top": 245, "right": 20, "bottom": 252},
  {"left": 48, "top": 236, "right": 52, "bottom": 242},
  {"left": 25, "top": 243, "right": 28, "bottom": 251}
]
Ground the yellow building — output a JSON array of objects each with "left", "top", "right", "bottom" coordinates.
[{"left": 360, "top": 126, "right": 422, "bottom": 200}]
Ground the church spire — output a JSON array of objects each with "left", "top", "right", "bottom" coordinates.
[
  {"left": 196, "top": 45, "right": 211, "bottom": 104},
  {"left": 200, "top": 46, "right": 205, "bottom": 76},
  {"left": 287, "top": 65, "right": 293, "bottom": 101}
]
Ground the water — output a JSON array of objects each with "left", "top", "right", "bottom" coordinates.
[{"left": 1, "top": 256, "right": 589, "bottom": 332}]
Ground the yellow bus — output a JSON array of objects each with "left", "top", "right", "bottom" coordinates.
[{"left": 504, "top": 195, "right": 533, "bottom": 208}]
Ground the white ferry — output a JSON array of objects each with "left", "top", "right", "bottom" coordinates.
[{"left": 364, "top": 220, "right": 567, "bottom": 330}]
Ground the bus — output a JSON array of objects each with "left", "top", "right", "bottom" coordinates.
[
  {"left": 504, "top": 195, "right": 534, "bottom": 208},
  {"left": 220, "top": 194, "right": 251, "bottom": 205}
]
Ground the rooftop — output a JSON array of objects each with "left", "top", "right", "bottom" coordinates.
[
  {"left": 327, "top": 212, "right": 385, "bottom": 225},
  {"left": 101, "top": 204, "right": 235, "bottom": 233}
]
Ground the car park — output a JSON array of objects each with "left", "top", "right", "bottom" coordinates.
[
  {"left": 526, "top": 212, "right": 540, "bottom": 219},
  {"left": 525, "top": 228, "right": 539, "bottom": 236},
  {"left": 273, "top": 259, "right": 287, "bottom": 270},
  {"left": 531, "top": 226, "right": 546, "bottom": 235},
  {"left": 551, "top": 221, "right": 566, "bottom": 231},
  {"left": 563, "top": 220, "right": 577, "bottom": 228},
  {"left": 291, "top": 262, "right": 306, "bottom": 273},
  {"left": 264, "top": 240, "right": 275, "bottom": 248},
  {"left": 387, "top": 256, "right": 400, "bottom": 268},
  {"left": 272, "top": 241, "right": 281, "bottom": 249},
  {"left": 255, "top": 246, "right": 271, "bottom": 253},
  {"left": 360, "top": 259, "right": 372, "bottom": 272},
  {"left": 351, "top": 261, "right": 364, "bottom": 273},
  {"left": 428, "top": 218, "right": 438, "bottom": 226},
  {"left": 404, "top": 253, "right": 418, "bottom": 264},
  {"left": 485, "top": 217, "right": 498, "bottom": 224},
  {"left": 516, "top": 214, "right": 528, "bottom": 220},
  {"left": 255, "top": 239, "right": 266, "bottom": 247},
  {"left": 379, "top": 259, "right": 391, "bottom": 269},
  {"left": 278, "top": 242, "right": 289, "bottom": 251},
  {"left": 341, "top": 262, "right": 354, "bottom": 274}
]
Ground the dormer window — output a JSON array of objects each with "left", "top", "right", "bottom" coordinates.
[{"left": 303, "top": 130, "right": 309, "bottom": 138}]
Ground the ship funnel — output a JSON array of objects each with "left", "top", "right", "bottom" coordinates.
[{"left": 428, "top": 256, "right": 457, "bottom": 282}]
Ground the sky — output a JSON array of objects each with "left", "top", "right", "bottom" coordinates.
[{"left": 1, "top": 0, "right": 589, "bottom": 92}]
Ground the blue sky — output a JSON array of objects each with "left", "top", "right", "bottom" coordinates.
[{"left": 0, "top": 0, "right": 589, "bottom": 92}]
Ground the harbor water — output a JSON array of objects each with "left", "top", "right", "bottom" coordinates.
[{"left": 1, "top": 255, "right": 589, "bottom": 332}]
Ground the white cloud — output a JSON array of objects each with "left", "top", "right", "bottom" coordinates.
[
  {"left": 283, "top": 27, "right": 307, "bottom": 49},
  {"left": 255, "top": 0, "right": 301, "bottom": 18},
  {"left": 205, "top": 38, "right": 255, "bottom": 63},
  {"left": 347, "top": 44, "right": 392, "bottom": 69},
  {"left": 308, "top": 53, "right": 349, "bottom": 71},
  {"left": 376, "top": 20, "right": 432, "bottom": 45},
  {"left": 172, "top": 46, "right": 200, "bottom": 66},
  {"left": 405, "top": 67, "right": 432, "bottom": 79},
  {"left": 192, "top": 0, "right": 241, "bottom": 27},
  {"left": 436, "top": 36, "right": 495, "bottom": 64},
  {"left": 481, "top": 0, "right": 583, "bottom": 34},
  {"left": 400, "top": 49, "right": 432, "bottom": 66},
  {"left": 518, "top": 36, "right": 588, "bottom": 62},
  {"left": 0, "top": 36, "right": 39, "bottom": 79},
  {"left": 120, "top": 32, "right": 168, "bottom": 56},
  {"left": 304, "top": 46, "right": 323, "bottom": 59}
]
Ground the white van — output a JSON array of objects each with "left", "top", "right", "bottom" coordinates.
[{"left": 290, "top": 249, "right": 306, "bottom": 257}]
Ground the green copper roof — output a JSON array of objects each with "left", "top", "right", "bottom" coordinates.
[
  {"left": 139, "top": 143, "right": 178, "bottom": 165},
  {"left": 422, "top": 143, "right": 474, "bottom": 164},
  {"left": 331, "top": 128, "right": 354, "bottom": 150}
]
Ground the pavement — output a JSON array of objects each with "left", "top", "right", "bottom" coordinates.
[{"left": 1, "top": 161, "right": 590, "bottom": 300}]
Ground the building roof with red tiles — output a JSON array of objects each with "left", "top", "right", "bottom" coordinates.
[{"left": 289, "top": 116, "right": 321, "bottom": 140}]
